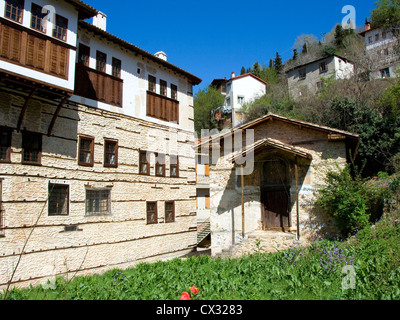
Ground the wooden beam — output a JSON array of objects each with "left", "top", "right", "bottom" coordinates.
[
  {"left": 47, "top": 96, "right": 69, "bottom": 136},
  {"left": 241, "top": 165, "right": 245, "bottom": 238},
  {"left": 17, "top": 88, "right": 37, "bottom": 132},
  {"left": 295, "top": 156, "right": 300, "bottom": 240}
]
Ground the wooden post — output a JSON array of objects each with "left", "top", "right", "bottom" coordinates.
[
  {"left": 295, "top": 156, "right": 300, "bottom": 240},
  {"left": 241, "top": 165, "right": 245, "bottom": 238}
]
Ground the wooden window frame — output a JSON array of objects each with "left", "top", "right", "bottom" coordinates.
[
  {"left": 170, "top": 155, "right": 179, "bottom": 178},
  {"left": 319, "top": 62, "right": 328, "bottom": 74},
  {"left": 96, "top": 50, "right": 107, "bottom": 73},
  {"left": 48, "top": 183, "right": 69, "bottom": 216},
  {"left": 298, "top": 68, "right": 306, "bottom": 80},
  {"left": 160, "top": 79, "right": 167, "bottom": 96},
  {"left": 139, "top": 150, "right": 150, "bottom": 175},
  {"left": 155, "top": 153, "right": 165, "bottom": 177},
  {"left": 165, "top": 201, "right": 175, "bottom": 223},
  {"left": 78, "top": 135, "right": 94, "bottom": 167},
  {"left": 148, "top": 75, "right": 156, "bottom": 93},
  {"left": 4, "top": 0, "right": 24, "bottom": 24},
  {"left": 78, "top": 43, "right": 90, "bottom": 67},
  {"left": 112, "top": 57, "right": 121, "bottom": 78},
  {"left": 21, "top": 131, "right": 42, "bottom": 165},
  {"left": 0, "top": 128, "right": 12, "bottom": 163},
  {"left": 104, "top": 139, "right": 118, "bottom": 168},
  {"left": 31, "top": 3, "right": 47, "bottom": 34},
  {"left": 52, "top": 14, "right": 68, "bottom": 42},
  {"left": 85, "top": 188, "right": 111, "bottom": 216},
  {"left": 171, "top": 84, "right": 178, "bottom": 100},
  {"left": 146, "top": 201, "right": 158, "bottom": 224}
]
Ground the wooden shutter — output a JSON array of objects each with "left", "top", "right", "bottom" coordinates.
[{"left": 0, "top": 25, "right": 11, "bottom": 58}]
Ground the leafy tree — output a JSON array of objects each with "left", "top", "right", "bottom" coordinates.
[
  {"left": 252, "top": 62, "right": 261, "bottom": 77},
  {"left": 292, "top": 49, "right": 298, "bottom": 60},
  {"left": 269, "top": 59, "right": 274, "bottom": 69},
  {"left": 240, "top": 66, "right": 246, "bottom": 75},
  {"left": 370, "top": 0, "right": 400, "bottom": 35},
  {"left": 274, "top": 52, "right": 283, "bottom": 72},
  {"left": 194, "top": 86, "right": 225, "bottom": 136}
]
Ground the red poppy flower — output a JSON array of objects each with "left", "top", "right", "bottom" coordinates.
[
  {"left": 190, "top": 286, "right": 199, "bottom": 295},
  {"left": 180, "top": 292, "right": 191, "bottom": 300}
]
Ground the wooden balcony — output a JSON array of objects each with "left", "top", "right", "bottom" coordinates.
[
  {"left": 147, "top": 91, "right": 179, "bottom": 124},
  {"left": 74, "top": 63, "right": 123, "bottom": 108},
  {"left": 0, "top": 17, "right": 70, "bottom": 80}
]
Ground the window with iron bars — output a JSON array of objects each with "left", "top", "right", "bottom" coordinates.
[{"left": 86, "top": 188, "right": 111, "bottom": 216}]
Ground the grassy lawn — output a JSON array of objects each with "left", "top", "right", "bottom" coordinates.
[{"left": 3, "top": 211, "right": 400, "bottom": 300}]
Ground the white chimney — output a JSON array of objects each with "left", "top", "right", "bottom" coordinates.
[
  {"left": 93, "top": 12, "right": 107, "bottom": 31},
  {"left": 231, "top": 72, "right": 236, "bottom": 79},
  {"left": 155, "top": 51, "right": 167, "bottom": 61}
]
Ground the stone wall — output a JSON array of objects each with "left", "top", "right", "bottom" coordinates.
[{"left": 0, "top": 90, "right": 197, "bottom": 291}]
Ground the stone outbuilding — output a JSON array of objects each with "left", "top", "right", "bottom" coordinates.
[{"left": 196, "top": 113, "right": 360, "bottom": 256}]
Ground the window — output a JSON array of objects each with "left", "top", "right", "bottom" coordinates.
[
  {"left": 96, "top": 51, "right": 107, "bottom": 73},
  {"left": 5, "top": 0, "right": 24, "bottom": 23},
  {"left": 171, "top": 84, "right": 178, "bottom": 100},
  {"left": 165, "top": 201, "right": 175, "bottom": 223},
  {"left": 139, "top": 150, "right": 150, "bottom": 175},
  {"left": 187, "top": 82, "right": 193, "bottom": 96},
  {"left": 155, "top": 153, "right": 165, "bottom": 177},
  {"left": 48, "top": 184, "right": 69, "bottom": 216},
  {"left": 226, "top": 97, "right": 231, "bottom": 106},
  {"left": 31, "top": 3, "right": 47, "bottom": 33},
  {"left": 383, "top": 48, "right": 389, "bottom": 56},
  {"left": 368, "top": 36, "right": 373, "bottom": 44},
  {"left": 148, "top": 75, "right": 156, "bottom": 93},
  {"left": 78, "top": 44, "right": 90, "bottom": 67},
  {"left": 104, "top": 139, "right": 118, "bottom": 168},
  {"left": 319, "top": 62, "right": 328, "bottom": 73},
  {"left": 170, "top": 155, "right": 179, "bottom": 178},
  {"left": 53, "top": 14, "right": 68, "bottom": 41},
  {"left": 0, "top": 128, "right": 12, "bottom": 163},
  {"left": 86, "top": 189, "right": 111, "bottom": 216},
  {"left": 22, "top": 132, "right": 42, "bottom": 165},
  {"left": 382, "top": 31, "right": 387, "bottom": 39},
  {"left": 78, "top": 136, "right": 94, "bottom": 167},
  {"left": 146, "top": 201, "right": 157, "bottom": 224},
  {"left": 112, "top": 58, "right": 121, "bottom": 78},
  {"left": 298, "top": 68, "right": 306, "bottom": 80},
  {"left": 160, "top": 80, "right": 167, "bottom": 96},
  {"left": 375, "top": 33, "right": 380, "bottom": 42},
  {"left": 238, "top": 96, "right": 245, "bottom": 105},
  {"left": 380, "top": 68, "right": 391, "bottom": 79}
]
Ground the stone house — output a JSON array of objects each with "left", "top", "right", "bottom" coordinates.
[
  {"left": 286, "top": 54, "right": 354, "bottom": 100},
  {"left": 0, "top": 0, "right": 201, "bottom": 290},
  {"left": 196, "top": 113, "right": 359, "bottom": 256}
]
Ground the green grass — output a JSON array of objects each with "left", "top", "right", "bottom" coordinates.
[{"left": 3, "top": 211, "right": 400, "bottom": 300}]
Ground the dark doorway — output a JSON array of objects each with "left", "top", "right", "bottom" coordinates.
[{"left": 261, "top": 158, "right": 291, "bottom": 231}]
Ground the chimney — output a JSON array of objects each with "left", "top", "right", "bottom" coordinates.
[
  {"left": 231, "top": 72, "right": 236, "bottom": 79},
  {"left": 154, "top": 51, "right": 167, "bottom": 61},
  {"left": 365, "top": 19, "right": 371, "bottom": 31},
  {"left": 93, "top": 12, "right": 107, "bottom": 31}
]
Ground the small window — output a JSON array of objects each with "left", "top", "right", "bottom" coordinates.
[
  {"left": 187, "top": 82, "right": 193, "bottom": 96},
  {"left": 86, "top": 189, "right": 111, "bottom": 216},
  {"left": 112, "top": 58, "right": 121, "bottom": 78},
  {"left": 382, "top": 31, "right": 387, "bottom": 39},
  {"left": 104, "top": 139, "right": 118, "bottom": 168},
  {"left": 170, "top": 155, "right": 179, "bottom": 178},
  {"left": 160, "top": 80, "right": 167, "bottom": 96},
  {"left": 368, "top": 36, "right": 373, "bottom": 44},
  {"left": 319, "top": 62, "right": 328, "bottom": 73},
  {"left": 48, "top": 184, "right": 69, "bottom": 216},
  {"left": 22, "top": 132, "right": 42, "bottom": 165},
  {"left": 146, "top": 201, "right": 158, "bottom": 224},
  {"left": 139, "top": 150, "right": 150, "bottom": 175},
  {"left": 380, "top": 68, "right": 391, "bottom": 79},
  {"left": 0, "top": 128, "right": 12, "bottom": 163},
  {"left": 171, "top": 84, "right": 178, "bottom": 100},
  {"left": 78, "top": 44, "right": 90, "bottom": 67},
  {"left": 5, "top": 0, "right": 24, "bottom": 24},
  {"left": 238, "top": 96, "right": 245, "bottom": 105},
  {"left": 53, "top": 14, "right": 68, "bottom": 41},
  {"left": 165, "top": 201, "right": 175, "bottom": 223},
  {"left": 375, "top": 33, "right": 380, "bottom": 42},
  {"left": 31, "top": 3, "right": 47, "bottom": 33},
  {"left": 96, "top": 51, "right": 107, "bottom": 73},
  {"left": 298, "top": 68, "right": 306, "bottom": 80},
  {"left": 148, "top": 75, "right": 156, "bottom": 93},
  {"left": 78, "top": 136, "right": 94, "bottom": 167},
  {"left": 383, "top": 48, "right": 389, "bottom": 56},
  {"left": 155, "top": 153, "right": 165, "bottom": 177}
]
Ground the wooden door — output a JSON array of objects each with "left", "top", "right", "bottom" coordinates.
[{"left": 261, "top": 187, "right": 290, "bottom": 230}]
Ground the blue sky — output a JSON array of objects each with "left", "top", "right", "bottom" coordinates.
[{"left": 83, "top": 0, "right": 378, "bottom": 92}]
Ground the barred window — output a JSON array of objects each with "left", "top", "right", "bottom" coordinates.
[
  {"left": 48, "top": 184, "right": 69, "bottom": 216},
  {"left": 78, "top": 44, "right": 90, "bottom": 67},
  {"left": 112, "top": 58, "right": 121, "bottom": 78},
  {"left": 22, "top": 132, "right": 42, "bottom": 165},
  {"left": 146, "top": 201, "right": 157, "bottom": 224},
  {"left": 96, "top": 51, "right": 107, "bottom": 73},
  {"left": 165, "top": 201, "right": 175, "bottom": 223},
  {"left": 0, "top": 128, "right": 12, "bottom": 163},
  {"left": 86, "top": 189, "right": 111, "bottom": 216},
  {"left": 171, "top": 84, "right": 178, "bottom": 100},
  {"left": 5, "top": 0, "right": 24, "bottom": 24}
]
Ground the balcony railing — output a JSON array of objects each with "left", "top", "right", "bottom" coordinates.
[
  {"left": 74, "top": 63, "right": 123, "bottom": 108},
  {"left": 147, "top": 91, "right": 179, "bottom": 124},
  {"left": 0, "top": 17, "right": 70, "bottom": 80}
]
